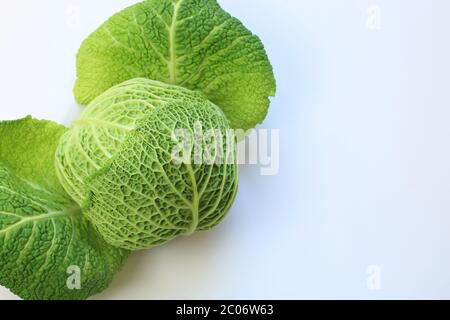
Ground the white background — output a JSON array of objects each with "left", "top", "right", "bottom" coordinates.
[{"left": 1, "top": 0, "right": 450, "bottom": 299}]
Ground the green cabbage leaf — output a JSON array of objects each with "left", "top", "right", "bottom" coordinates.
[
  {"left": 0, "top": 117, "right": 128, "bottom": 300},
  {"left": 74, "top": 0, "right": 276, "bottom": 130}
]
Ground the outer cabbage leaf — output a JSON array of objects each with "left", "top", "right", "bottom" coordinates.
[
  {"left": 56, "top": 79, "right": 239, "bottom": 250},
  {"left": 74, "top": 0, "right": 276, "bottom": 130},
  {"left": 0, "top": 117, "right": 128, "bottom": 300}
]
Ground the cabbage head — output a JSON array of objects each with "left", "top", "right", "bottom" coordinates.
[{"left": 56, "top": 78, "right": 238, "bottom": 250}]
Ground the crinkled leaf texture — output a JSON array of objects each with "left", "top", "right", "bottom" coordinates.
[
  {"left": 57, "top": 78, "right": 207, "bottom": 205},
  {"left": 56, "top": 78, "right": 239, "bottom": 250},
  {"left": 74, "top": 0, "right": 276, "bottom": 131},
  {"left": 0, "top": 117, "right": 128, "bottom": 300}
]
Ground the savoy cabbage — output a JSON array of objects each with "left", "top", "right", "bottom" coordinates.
[
  {"left": 0, "top": 0, "right": 275, "bottom": 300},
  {"left": 56, "top": 78, "right": 238, "bottom": 250}
]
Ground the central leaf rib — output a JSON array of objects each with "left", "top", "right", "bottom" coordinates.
[
  {"left": 184, "top": 163, "right": 199, "bottom": 235},
  {"left": 0, "top": 206, "right": 80, "bottom": 236},
  {"left": 168, "top": 0, "right": 183, "bottom": 83}
]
